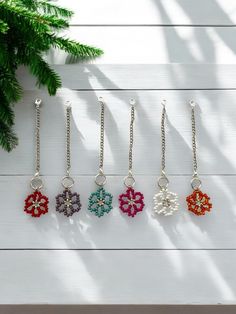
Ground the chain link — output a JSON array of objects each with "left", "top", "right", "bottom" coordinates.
[
  {"left": 34, "top": 99, "right": 41, "bottom": 175},
  {"left": 160, "top": 100, "right": 166, "bottom": 173},
  {"left": 66, "top": 104, "right": 71, "bottom": 174},
  {"left": 128, "top": 103, "right": 135, "bottom": 172},
  {"left": 99, "top": 97, "right": 105, "bottom": 170},
  {"left": 190, "top": 101, "right": 198, "bottom": 174}
]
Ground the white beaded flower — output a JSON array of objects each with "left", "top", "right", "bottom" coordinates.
[{"left": 153, "top": 189, "right": 179, "bottom": 216}]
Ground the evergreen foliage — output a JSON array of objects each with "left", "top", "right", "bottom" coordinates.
[{"left": 0, "top": 0, "right": 103, "bottom": 151}]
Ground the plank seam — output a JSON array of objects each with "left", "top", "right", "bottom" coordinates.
[
  {"left": 56, "top": 88, "right": 236, "bottom": 91},
  {"left": 69, "top": 24, "right": 236, "bottom": 27},
  {"left": 1, "top": 174, "right": 236, "bottom": 177},
  {"left": 0, "top": 248, "right": 236, "bottom": 251}
]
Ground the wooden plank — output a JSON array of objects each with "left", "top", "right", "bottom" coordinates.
[
  {"left": 0, "top": 250, "right": 236, "bottom": 304},
  {"left": 44, "top": 26, "right": 236, "bottom": 64},
  {"left": 1, "top": 305, "right": 236, "bottom": 314},
  {"left": 17, "top": 64, "right": 236, "bottom": 90},
  {"left": 0, "top": 175, "right": 235, "bottom": 249},
  {"left": 1, "top": 90, "right": 236, "bottom": 175},
  {"left": 57, "top": 0, "right": 236, "bottom": 26}
]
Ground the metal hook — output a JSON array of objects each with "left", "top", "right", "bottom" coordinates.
[
  {"left": 189, "top": 100, "right": 196, "bottom": 108},
  {"left": 65, "top": 100, "right": 72, "bottom": 110},
  {"left": 161, "top": 99, "right": 166, "bottom": 107},
  {"left": 35, "top": 98, "right": 42, "bottom": 107},
  {"left": 98, "top": 96, "right": 104, "bottom": 103},
  {"left": 129, "top": 98, "right": 136, "bottom": 106}
]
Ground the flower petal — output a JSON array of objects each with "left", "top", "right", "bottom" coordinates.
[{"left": 134, "top": 191, "right": 144, "bottom": 202}]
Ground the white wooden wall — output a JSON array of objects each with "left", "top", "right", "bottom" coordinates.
[{"left": 1, "top": 1, "right": 236, "bottom": 313}]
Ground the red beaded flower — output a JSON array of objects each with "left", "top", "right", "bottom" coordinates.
[
  {"left": 24, "top": 190, "right": 49, "bottom": 218},
  {"left": 186, "top": 189, "right": 212, "bottom": 216},
  {"left": 119, "top": 187, "right": 144, "bottom": 217}
]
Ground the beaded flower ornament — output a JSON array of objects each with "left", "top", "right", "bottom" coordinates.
[
  {"left": 24, "top": 99, "right": 49, "bottom": 218},
  {"left": 88, "top": 97, "right": 113, "bottom": 217},
  {"left": 55, "top": 103, "right": 81, "bottom": 217},
  {"left": 153, "top": 100, "right": 179, "bottom": 216},
  {"left": 119, "top": 99, "right": 145, "bottom": 217},
  {"left": 186, "top": 101, "right": 212, "bottom": 215}
]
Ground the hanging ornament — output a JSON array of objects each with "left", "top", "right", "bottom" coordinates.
[
  {"left": 55, "top": 103, "right": 81, "bottom": 217},
  {"left": 88, "top": 187, "right": 113, "bottom": 217},
  {"left": 153, "top": 100, "right": 179, "bottom": 216},
  {"left": 186, "top": 101, "right": 212, "bottom": 216},
  {"left": 88, "top": 97, "right": 113, "bottom": 217},
  {"left": 24, "top": 99, "right": 49, "bottom": 217},
  {"left": 119, "top": 99, "right": 145, "bottom": 217}
]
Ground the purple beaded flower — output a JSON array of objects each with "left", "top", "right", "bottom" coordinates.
[{"left": 55, "top": 189, "right": 81, "bottom": 217}]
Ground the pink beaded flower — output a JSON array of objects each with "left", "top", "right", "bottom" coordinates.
[{"left": 119, "top": 187, "right": 144, "bottom": 217}]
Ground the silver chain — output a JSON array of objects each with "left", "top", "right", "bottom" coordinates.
[
  {"left": 66, "top": 104, "right": 71, "bottom": 174},
  {"left": 123, "top": 99, "right": 136, "bottom": 188},
  {"left": 190, "top": 101, "right": 198, "bottom": 175},
  {"left": 94, "top": 97, "right": 107, "bottom": 186},
  {"left": 189, "top": 101, "right": 202, "bottom": 190},
  {"left": 99, "top": 97, "right": 105, "bottom": 170},
  {"left": 34, "top": 98, "right": 41, "bottom": 175},
  {"left": 161, "top": 100, "right": 166, "bottom": 173},
  {"left": 128, "top": 101, "right": 135, "bottom": 173},
  {"left": 60, "top": 103, "right": 75, "bottom": 189},
  {"left": 157, "top": 100, "right": 169, "bottom": 190}
]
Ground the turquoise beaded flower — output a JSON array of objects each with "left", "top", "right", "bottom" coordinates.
[{"left": 88, "top": 187, "right": 113, "bottom": 217}]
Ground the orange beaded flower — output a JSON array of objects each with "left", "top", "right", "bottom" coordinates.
[{"left": 186, "top": 189, "right": 212, "bottom": 216}]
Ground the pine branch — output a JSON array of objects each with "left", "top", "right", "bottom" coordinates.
[
  {"left": 0, "top": 19, "right": 8, "bottom": 33},
  {"left": 0, "top": 41, "right": 9, "bottom": 66},
  {"left": 20, "top": 52, "right": 62, "bottom": 95},
  {"left": 0, "top": 2, "right": 69, "bottom": 31},
  {"left": 0, "top": 93, "right": 15, "bottom": 126},
  {"left": 14, "top": 0, "right": 38, "bottom": 11},
  {"left": 0, "top": 2, "right": 49, "bottom": 33},
  {"left": 38, "top": 1, "right": 73, "bottom": 18},
  {"left": 49, "top": 34, "right": 103, "bottom": 57},
  {"left": 0, "top": 68, "right": 22, "bottom": 103},
  {"left": 16, "top": 0, "right": 73, "bottom": 18},
  {"left": 0, "top": 121, "right": 18, "bottom": 152}
]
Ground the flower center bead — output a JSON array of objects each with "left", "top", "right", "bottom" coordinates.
[
  {"left": 162, "top": 198, "right": 171, "bottom": 208},
  {"left": 128, "top": 199, "right": 135, "bottom": 205},
  {"left": 97, "top": 199, "right": 104, "bottom": 206},
  {"left": 64, "top": 198, "right": 72, "bottom": 207},
  {"left": 32, "top": 201, "right": 41, "bottom": 208}
]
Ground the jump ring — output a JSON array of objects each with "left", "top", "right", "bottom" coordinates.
[
  {"left": 95, "top": 173, "right": 107, "bottom": 186},
  {"left": 30, "top": 176, "right": 43, "bottom": 190},
  {"left": 62, "top": 176, "right": 74, "bottom": 189},
  {"left": 124, "top": 175, "right": 135, "bottom": 188},
  {"left": 158, "top": 175, "right": 169, "bottom": 189},
  {"left": 191, "top": 176, "right": 202, "bottom": 190}
]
